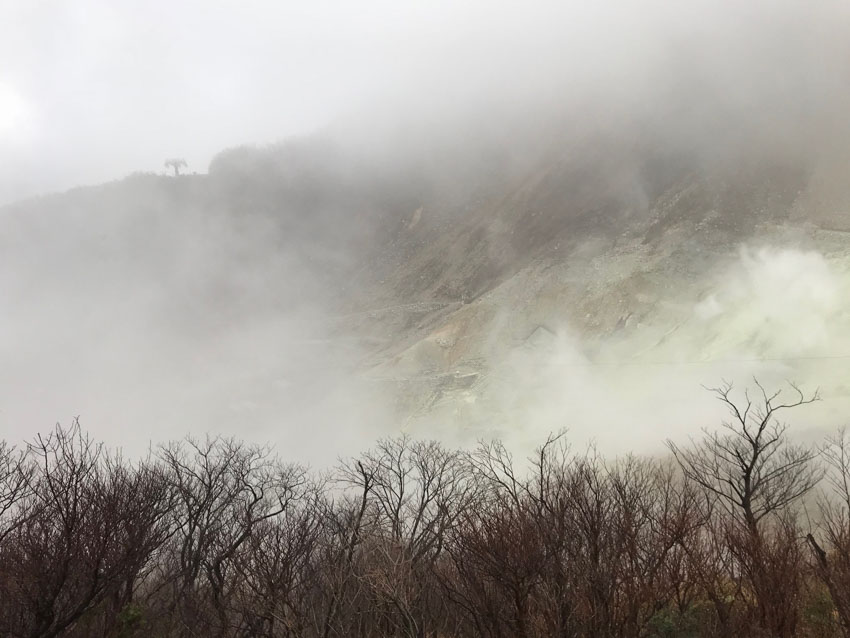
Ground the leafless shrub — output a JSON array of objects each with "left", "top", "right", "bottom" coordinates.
[
  {"left": 151, "top": 436, "right": 307, "bottom": 637},
  {"left": 808, "top": 428, "right": 850, "bottom": 638},
  {"left": 668, "top": 380, "right": 822, "bottom": 638},
  {"left": 0, "top": 379, "right": 836, "bottom": 638},
  {"left": 0, "top": 421, "right": 172, "bottom": 638}
]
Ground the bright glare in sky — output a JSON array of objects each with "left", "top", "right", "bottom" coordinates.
[{"left": 0, "top": 82, "right": 33, "bottom": 141}]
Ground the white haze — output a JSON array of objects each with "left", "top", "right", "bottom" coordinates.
[
  {"left": 2, "top": 1, "right": 850, "bottom": 461},
  {"left": 4, "top": 0, "right": 850, "bottom": 204},
  {"left": 471, "top": 247, "right": 850, "bottom": 457}
]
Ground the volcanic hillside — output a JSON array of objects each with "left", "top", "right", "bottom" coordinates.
[{"left": 3, "top": 124, "right": 850, "bottom": 455}]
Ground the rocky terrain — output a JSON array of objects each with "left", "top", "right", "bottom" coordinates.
[{"left": 3, "top": 127, "right": 850, "bottom": 458}]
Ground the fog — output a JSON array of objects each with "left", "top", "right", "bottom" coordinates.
[
  {"left": 469, "top": 246, "right": 850, "bottom": 456},
  {"left": 6, "top": 0, "right": 850, "bottom": 204},
  {"left": 2, "top": 0, "right": 850, "bottom": 461}
]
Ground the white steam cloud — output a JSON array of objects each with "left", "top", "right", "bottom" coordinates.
[{"left": 409, "top": 245, "right": 850, "bottom": 456}]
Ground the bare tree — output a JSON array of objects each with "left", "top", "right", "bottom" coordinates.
[
  {"left": 0, "top": 422, "right": 172, "bottom": 638},
  {"left": 667, "top": 380, "right": 822, "bottom": 638},
  {"left": 314, "top": 461, "right": 374, "bottom": 638},
  {"left": 229, "top": 481, "right": 325, "bottom": 637},
  {"left": 340, "top": 436, "right": 473, "bottom": 638},
  {"left": 668, "top": 381, "right": 821, "bottom": 529},
  {"left": 0, "top": 440, "right": 32, "bottom": 543},
  {"left": 2, "top": 396, "right": 846, "bottom": 638},
  {"left": 155, "top": 436, "right": 307, "bottom": 638},
  {"left": 807, "top": 427, "right": 850, "bottom": 637},
  {"left": 441, "top": 437, "right": 548, "bottom": 638},
  {"left": 605, "top": 457, "right": 703, "bottom": 638}
]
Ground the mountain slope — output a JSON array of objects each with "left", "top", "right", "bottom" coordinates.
[{"left": 2, "top": 129, "right": 850, "bottom": 457}]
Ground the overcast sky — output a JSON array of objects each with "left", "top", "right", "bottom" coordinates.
[
  {"left": 2, "top": 0, "right": 608, "bottom": 205},
  {"left": 0, "top": 0, "right": 418, "bottom": 203},
  {"left": 2, "top": 0, "right": 850, "bottom": 205}
]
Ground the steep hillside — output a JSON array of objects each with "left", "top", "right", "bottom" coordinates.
[{"left": 2, "top": 129, "right": 850, "bottom": 456}]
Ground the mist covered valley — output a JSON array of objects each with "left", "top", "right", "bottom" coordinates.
[
  {"left": 4, "top": 114, "right": 850, "bottom": 462},
  {"left": 3, "top": 0, "right": 850, "bottom": 462},
  {"left": 10, "top": 3, "right": 850, "bottom": 637}
]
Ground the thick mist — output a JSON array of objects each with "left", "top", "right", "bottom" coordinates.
[
  {"left": 455, "top": 246, "right": 850, "bottom": 456},
  {"left": 2, "top": 0, "right": 850, "bottom": 461}
]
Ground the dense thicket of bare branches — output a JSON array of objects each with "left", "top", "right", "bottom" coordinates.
[{"left": 2, "top": 381, "right": 849, "bottom": 637}]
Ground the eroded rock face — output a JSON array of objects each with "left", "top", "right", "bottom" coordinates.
[{"left": 335, "top": 153, "right": 850, "bottom": 449}]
